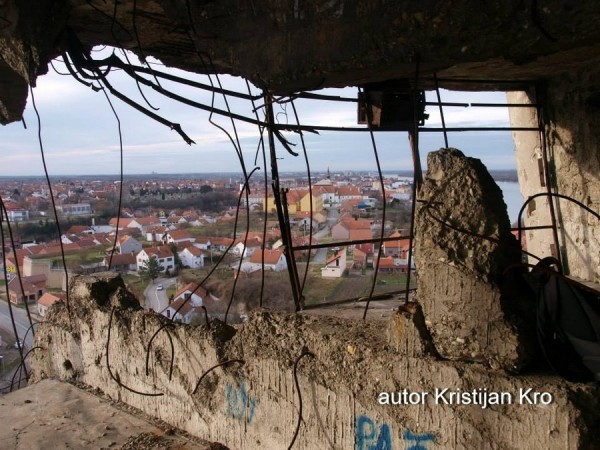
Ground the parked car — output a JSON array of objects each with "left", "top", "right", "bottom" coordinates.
[
  {"left": 13, "top": 340, "right": 24, "bottom": 349},
  {"left": 156, "top": 284, "right": 164, "bottom": 291}
]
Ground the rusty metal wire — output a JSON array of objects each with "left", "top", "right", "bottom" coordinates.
[
  {"left": 0, "top": 197, "right": 35, "bottom": 337},
  {"left": 201, "top": 306, "right": 210, "bottom": 327},
  {"left": 107, "top": 307, "right": 164, "bottom": 396},
  {"left": 287, "top": 350, "right": 315, "bottom": 450},
  {"left": 10, "top": 346, "right": 43, "bottom": 391},
  {"left": 359, "top": 86, "right": 388, "bottom": 321},
  {"left": 246, "top": 80, "right": 268, "bottom": 307},
  {"left": 192, "top": 359, "right": 245, "bottom": 395},
  {"left": 290, "top": 100, "right": 314, "bottom": 303},
  {"left": 145, "top": 323, "right": 175, "bottom": 381},
  {"left": 27, "top": 67, "right": 72, "bottom": 321}
]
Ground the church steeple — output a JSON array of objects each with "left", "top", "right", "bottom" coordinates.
[{"left": 326, "top": 167, "right": 331, "bottom": 179}]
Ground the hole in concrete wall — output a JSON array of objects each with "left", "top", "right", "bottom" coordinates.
[{"left": 1, "top": 47, "right": 556, "bottom": 360}]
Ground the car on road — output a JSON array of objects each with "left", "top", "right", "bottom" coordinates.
[{"left": 156, "top": 284, "right": 164, "bottom": 291}]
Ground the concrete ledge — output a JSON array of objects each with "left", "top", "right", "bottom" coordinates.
[
  {"left": 0, "top": 378, "right": 209, "bottom": 449},
  {"left": 29, "top": 273, "right": 600, "bottom": 449}
]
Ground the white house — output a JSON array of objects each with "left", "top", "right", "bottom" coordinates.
[
  {"left": 321, "top": 247, "right": 347, "bottom": 278},
  {"left": 163, "top": 296, "right": 199, "bottom": 324},
  {"left": 165, "top": 229, "right": 195, "bottom": 244},
  {"left": 37, "top": 292, "right": 63, "bottom": 317},
  {"left": 193, "top": 237, "right": 212, "bottom": 250},
  {"left": 162, "top": 282, "right": 215, "bottom": 323},
  {"left": 232, "top": 236, "right": 262, "bottom": 258},
  {"left": 179, "top": 246, "right": 205, "bottom": 269},
  {"left": 136, "top": 245, "right": 175, "bottom": 273},
  {"left": 247, "top": 248, "right": 287, "bottom": 272}
]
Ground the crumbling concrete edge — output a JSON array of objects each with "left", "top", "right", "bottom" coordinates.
[{"left": 30, "top": 273, "right": 600, "bottom": 449}]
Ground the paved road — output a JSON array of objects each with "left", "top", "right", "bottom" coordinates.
[
  {"left": 0, "top": 300, "right": 36, "bottom": 348},
  {"left": 143, "top": 277, "right": 177, "bottom": 313},
  {"left": 310, "top": 207, "right": 339, "bottom": 264}
]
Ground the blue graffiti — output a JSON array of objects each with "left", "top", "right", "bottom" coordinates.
[
  {"left": 355, "top": 415, "right": 436, "bottom": 450},
  {"left": 355, "top": 415, "right": 392, "bottom": 450},
  {"left": 226, "top": 380, "right": 256, "bottom": 424},
  {"left": 403, "top": 429, "right": 435, "bottom": 450}
]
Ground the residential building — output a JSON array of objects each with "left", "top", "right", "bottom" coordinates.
[
  {"left": 165, "top": 229, "right": 195, "bottom": 244},
  {"left": 163, "top": 296, "right": 198, "bottom": 323},
  {"left": 383, "top": 230, "right": 411, "bottom": 259},
  {"left": 232, "top": 236, "right": 262, "bottom": 258},
  {"left": 331, "top": 218, "right": 372, "bottom": 241},
  {"left": 247, "top": 248, "right": 287, "bottom": 272},
  {"left": 321, "top": 247, "right": 347, "bottom": 278},
  {"left": 7, "top": 274, "right": 47, "bottom": 304},
  {"left": 37, "top": 292, "right": 64, "bottom": 316},
  {"left": 179, "top": 246, "right": 205, "bottom": 269},
  {"left": 162, "top": 282, "right": 215, "bottom": 323},
  {"left": 337, "top": 185, "right": 363, "bottom": 202},
  {"left": 117, "top": 235, "right": 142, "bottom": 255},
  {"left": 136, "top": 246, "right": 175, "bottom": 273},
  {"left": 57, "top": 203, "right": 92, "bottom": 215},
  {"left": 103, "top": 253, "right": 137, "bottom": 272},
  {"left": 4, "top": 203, "right": 29, "bottom": 222}
]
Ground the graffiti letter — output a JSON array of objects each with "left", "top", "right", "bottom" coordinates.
[
  {"left": 403, "top": 429, "right": 435, "bottom": 450},
  {"left": 356, "top": 415, "right": 376, "bottom": 450}
]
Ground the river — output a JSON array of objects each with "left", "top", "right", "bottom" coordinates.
[{"left": 497, "top": 181, "right": 524, "bottom": 225}]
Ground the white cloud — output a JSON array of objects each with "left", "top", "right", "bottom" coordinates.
[{"left": 1, "top": 63, "right": 521, "bottom": 176}]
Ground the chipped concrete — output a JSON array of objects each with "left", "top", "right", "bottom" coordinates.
[
  {"left": 28, "top": 273, "right": 600, "bottom": 449},
  {"left": 415, "top": 148, "right": 535, "bottom": 371},
  {"left": 509, "top": 71, "right": 600, "bottom": 285}
]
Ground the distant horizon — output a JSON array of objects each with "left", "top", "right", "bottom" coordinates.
[
  {"left": 0, "top": 168, "right": 518, "bottom": 180},
  {"left": 1, "top": 55, "right": 520, "bottom": 177}
]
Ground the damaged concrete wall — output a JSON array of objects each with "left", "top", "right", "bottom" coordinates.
[
  {"left": 2, "top": 1, "right": 600, "bottom": 123},
  {"left": 30, "top": 273, "right": 600, "bottom": 449},
  {"left": 414, "top": 148, "right": 534, "bottom": 372},
  {"left": 508, "top": 69, "right": 600, "bottom": 284}
]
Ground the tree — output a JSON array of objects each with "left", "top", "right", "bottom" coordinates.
[
  {"left": 200, "top": 185, "right": 213, "bottom": 194},
  {"left": 139, "top": 257, "right": 161, "bottom": 283},
  {"left": 170, "top": 244, "right": 183, "bottom": 271}
]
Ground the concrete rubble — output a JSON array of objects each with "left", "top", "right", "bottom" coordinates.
[
  {"left": 415, "top": 148, "right": 536, "bottom": 372},
  {"left": 25, "top": 273, "right": 600, "bottom": 449}
]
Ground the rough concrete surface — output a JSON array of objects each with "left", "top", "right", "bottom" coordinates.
[
  {"left": 27, "top": 273, "right": 600, "bottom": 449},
  {"left": 1, "top": 1, "right": 600, "bottom": 122},
  {"left": 508, "top": 73, "right": 600, "bottom": 286},
  {"left": 414, "top": 148, "right": 535, "bottom": 371},
  {"left": 0, "top": 378, "right": 209, "bottom": 449}
]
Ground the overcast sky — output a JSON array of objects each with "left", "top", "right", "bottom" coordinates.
[{"left": 0, "top": 51, "right": 519, "bottom": 177}]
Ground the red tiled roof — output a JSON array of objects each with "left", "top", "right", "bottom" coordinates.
[
  {"left": 136, "top": 217, "right": 161, "bottom": 225},
  {"left": 168, "top": 230, "right": 193, "bottom": 240},
  {"left": 183, "top": 246, "right": 203, "bottom": 256},
  {"left": 341, "top": 218, "right": 372, "bottom": 230},
  {"left": 376, "top": 256, "right": 396, "bottom": 269},
  {"left": 174, "top": 282, "right": 208, "bottom": 301},
  {"left": 326, "top": 247, "right": 346, "bottom": 266},
  {"left": 249, "top": 248, "right": 283, "bottom": 265},
  {"left": 169, "top": 296, "right": 194, "bottom": 316},
  {"left": 349, "top": 229, "right": 373, "bottom": 241},
  {"left": 144, "top": 245, "right": 174, "bottom": 258},
  {"left": 38, "top": 292, "right": 63, "bottom": 308},
  {"left": 109, "top": 218, "right": 134, "bottom": 227},
  {"left": 104, "top": 253, "right": 136, "bottom": 265},
  {"left": 67, "top": 225, "right": 90, "bottom": 234},
  {"left": 337, "top": 186, "right": 361, "bottom": 196}
]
